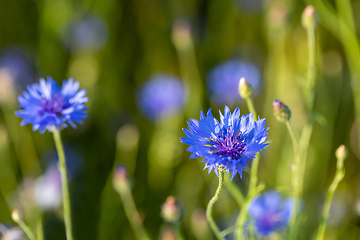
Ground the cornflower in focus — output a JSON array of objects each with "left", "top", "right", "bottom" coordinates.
[
  {"left": 15, "top": 77, "right": 88, "bottom": 133},
  {"left": 248, "top": 191, "right": 294, "bottom": 236},
  {"left": 136, "top": 74, "right": 186, "bottom": 120},
  {"left": 207, "top": 59, "right": 261, "bottom": 105},
  {"left": 181, "top": 106, "right": 269, "bottom": 179}
]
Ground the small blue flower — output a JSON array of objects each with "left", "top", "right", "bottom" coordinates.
[
  {"left": 248, "top": 191, "right": 294, "bottom": 236},
  {"left": 136, "top": 74, "right": 186, "bottom": 120},
  {"left": 181, "top": 106, "right": 269, "bottom": 179},
  {"left": 15, "top": 77, "right": 88, "bottom": 133},
  {"left": 207, "top": 59, "right": 261, "bottom": 105}
]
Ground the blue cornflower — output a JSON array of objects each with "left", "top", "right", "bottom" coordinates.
[
  {"left": 136, "top": 74, "right": 186, "bottom": 120},
  {"left": 181, "top": 106, "right": 269, "bottom": 179},
  {"left": 207, "top": 59, "right": 261, "bottom": 105},
  {"left": 248, "top": 191, "right": 294, "bottom": 236},
  {"left": 15, "top": 77, "right": 88, "bottom": 133}
]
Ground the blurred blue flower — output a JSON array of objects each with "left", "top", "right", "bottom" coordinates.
[
  {"left": 136, "top": 74, "right": 186, "bottom": 120},
  {"left": 34, "top": 167, "right": 62, "bottom": 210},
  {"left": 0, "top": 49, "right": 36, "bottom": 103},
  {"left": 236, "top": 0, "right": 264, "bottom": 12},
  {"left": 181, "top": 106, "right": 269, "bottom": 179},
  {"left": 248, "top": 191, "right": 294, "bottom": 236},
  {"left": 15, "top": 77, "right": 88, "bottom": 133},
  {"left": 64, "top": 14, "right": 108, "bottom": 52},
  {"left": 0, "top": 48, "right": 35, "bottom": 88},
  {"left": 207, "top": 59, "right": 261, "bottom": 105}
]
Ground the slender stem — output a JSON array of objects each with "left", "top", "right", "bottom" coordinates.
[
  {"left": 316, "top": 156, "right": 346, "bottom": 240},
  {"left": 37, "top": 213, "right": 44, "bottom": 240},
  {"left": 174, "top": 223, "right": 184, "bottom": 240},
  {"left": 206, "top": 168, "right": 225, "bottom": 240},
  {"left": 286, "top": 121, "right": 301, "bottom": 239},
  {"left": 224, "top": 175, "right": 243, "bottom": 207},
  {"left": 246, "top": 99, "right": 257, "bottom": 120},
  {"left": 117, "top": 183, "right": 150, "bottom": 240},
  {"left": 52, "top": 128, "right": 73, "bottom": 240},
  {"left": 235, "top": 184, "right": 265, "bottom": 239},
  {"left": 234, "top": 98, "right": 262, "bottom": 239},
  {"left": 304, "top": 26, "right": 316, "bottom": 110},
  {"left": 12, "top": 214, "right": 36, "bottom": 240},
  {"left": 220, "top": 226, "right": 236, "bottom": 238}
]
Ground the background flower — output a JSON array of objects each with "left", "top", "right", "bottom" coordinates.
[
  {"left": 248, "top": 191, "right": 294, "bottom": 236},
  {"left": 15, "top": 77, "right": 88, "bottom": 133},
  {"left": 181, "top": 106, "right": 269, "bottom": 179},
  {"left": 207, "top": 59, "right": 261, "bottom": 106},
  {"left": 63, "top": 14, "right": 108, "bottom": 53},
  {"left": 136, "top": 74, "right": 186, "bottom": 120}
]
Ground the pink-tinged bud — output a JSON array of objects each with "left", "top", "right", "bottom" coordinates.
[
  {"left": 335, "top": 145, "right": 347, "bottom": 169},
  {"left": 238, "top": 78, "right": 254, "bottom": 99},
  {"left": 161, "top": 196, "right": 184, "bottom": 223},
  {"left": 172, "top": 19, "right": 192, "bottom": 51},
  {"left": 112, "top": 165, "right": 129, "bottom": 193},
  {"left": 302, "top": 5, "right": 318, "bottom": 29},
  {"left": 11, "top": 209, "right": 20, "bottom": 222},
  {"left": 273, "top": 99, "right": 291, "bottom": 122}
]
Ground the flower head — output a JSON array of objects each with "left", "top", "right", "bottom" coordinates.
[
  {"left": 136, "top": 74, "right": 186, "bottom": 120},
  {"left": 207, "top": 60, "right": 261, "bottom": 105},
  {"left": 15, "top": 77, "right": 88, "bottom": 133},
  {"left": 248, "top": 191, "right": 294, "bottom": 236},
  {"left": 181, "top": 106, "right": 269, "bottom": 179}
]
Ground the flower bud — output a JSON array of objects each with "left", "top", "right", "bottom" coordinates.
[
  {"left": 273, "top": 99, "right": 291, "bottom": 122},
  {"left": 336, "top": 145, "right": 347, "bottom": 159},
  {"left": 172, "top": 20, "right": 192, "bottom": 51},
  {"left": 161, "top": 196, "right": 184, "bottom": 224},
  {"left": 11, "top": 210, "right": 20, "bottom": 222},
  {"left": 302, "top": 5, "right": 318, "bottom": 29},
  {"left": 112, "top": 165, "right": 130, "bottom": 194},
  {"left": 238, "top": 78, "right": 254, "bottom": 99},
  {"left": 335, "top": 145, "right": 347, "bottom": 169}
]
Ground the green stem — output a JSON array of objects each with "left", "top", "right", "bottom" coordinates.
[
  {"left": 117, "top": 183, "right": 150, "bottom": 240},
  {"left": 174, "top": 223, "right": 184, "bottom": 240},
  {"left": 37, "top": 213, "right": 44, "bottom": 240},
  {"left": 52, "top": 128, "right": 73, "bottom": 240},
  {"left": 220, "top": 226, "right": 236, "bottom": 238},
  {"left": 206, "top": 168, "right": 225, "bottom": 240},
  {"left": 285, "top": 121, "right": 301, "bottom": 239},
  {"left": 233, "top": 98, "right": 262, "bottom": 239},
  {"left": 246, "top": 98, "right": 259, "bottom": 197},
  {"left": 224, "top": 175, "right": 243, "bottom": 207},
  {"left": 234, "top": 184, "right": 265, "bottom": 239},
  {"left": 13, "top": 213, "right": 36, "bottom": 240},
  {"left": 246, "top": 99, "right": 257, "bottom": 120},
  {"left": 304, "top": 26, "right": 316, "bottom": 110},
  {"left": 316, "top": 156, "right": 346, "bottom": 240}
]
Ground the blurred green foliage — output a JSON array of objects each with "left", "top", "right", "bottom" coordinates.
[{"left": 0, "top": 0, "right": 360, "bottom": 239}]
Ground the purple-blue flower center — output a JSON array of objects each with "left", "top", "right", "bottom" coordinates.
[
  {"left": 210, "top": 130, "right": 246, "bottom": 160},
  {"left": 40, "top": 94, "right": 66, "bottom": 116}
]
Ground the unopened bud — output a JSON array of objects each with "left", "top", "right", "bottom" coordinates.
[
  {"left": 11, "top": 210, "right": 20, "bottom": 222},
  {"left": 335, "top": 145, "right": 347, "bottom": 169},
  {"left": 273, "top": 99, "right": 291, "bottom": 122},
  {"left": 302, "top": 5, "right": 318, "bottom": 29},
  {"left": 172, "top": 20, "right": 192, "bottom": 51},
  {"left": 238, "top": 78, "right": 254, "bottom": 99},
  {"left": 161, "top": 196, "right": 184, "bottom": 223},
  {"left": 113, "top": 165, "right": 129, "bottom": 194}
]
